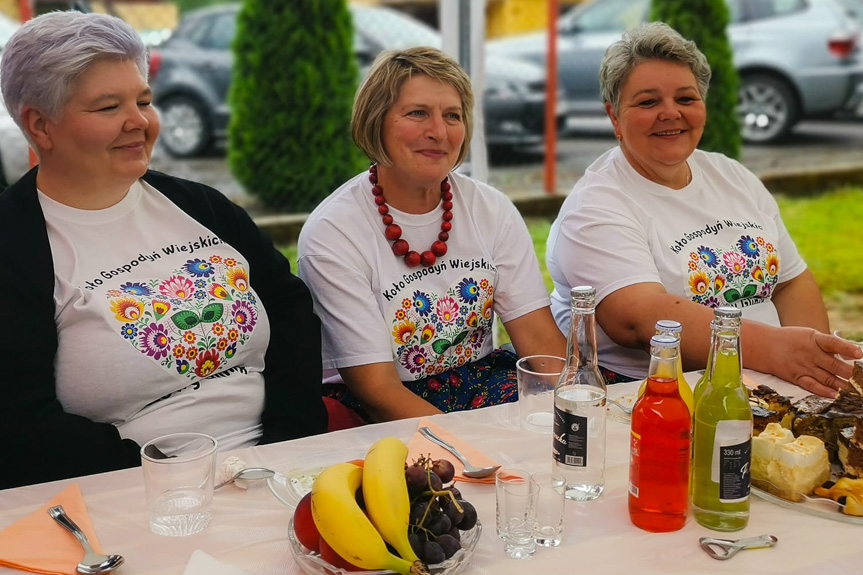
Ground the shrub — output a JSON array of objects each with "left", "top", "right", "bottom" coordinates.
[
  {"left": 228, "top": 0, "right": 366, "bottom": 212},
  {"left": 650, "top": 0, "right": 741, "bottom": 159}
]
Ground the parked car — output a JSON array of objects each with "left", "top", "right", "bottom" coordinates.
[
  {"left": 489, "top": 0, "right": 863, "bottom": 143},
  {"left": 148, "top": 3, "right": 563, "bottom": 157},
  {"left": 0, "top": 13, "right": 30, "bottom": 189}
]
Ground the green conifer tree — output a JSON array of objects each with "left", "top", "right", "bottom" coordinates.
[
  {"left": 228, "top": 0, "right": 365, "bottom": 212},
  {"left": 650, "top": 0, "right": 741, "bottom": 159}
]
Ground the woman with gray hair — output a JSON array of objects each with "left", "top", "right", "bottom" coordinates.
[
  {"left": 298, "top": 46, "right": 564, "bottom": 422},
  {"left": 546, "top": 22, "right": 859, "bottom": 395},
  {"left": 0, "top": 11, "right": 327, "bottom": 489}
]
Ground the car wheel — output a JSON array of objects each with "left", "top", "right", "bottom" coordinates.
[
  {"left": 738, "top": 74, "right": 799, "bottom": 144},
  {"left": 158, "top": 96, "right": 212, "bottom": 158}
]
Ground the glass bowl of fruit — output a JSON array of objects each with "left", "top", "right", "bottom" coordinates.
[
  {"left": 289, "top": 454, "right": 481, "bottom": 575},
  {"left": 288, "top": 517, "right": 481, "bottom": 575}
]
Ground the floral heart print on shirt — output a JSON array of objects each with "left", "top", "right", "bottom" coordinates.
[
  {"left": 107, "top": 255, "right": 259, "bottom": 379},
  {"left": 687, "top": 234, "right": 779, "bottom": 308},
  {"left": 391, "top": 276, "right": 495, "bottom": 378}
]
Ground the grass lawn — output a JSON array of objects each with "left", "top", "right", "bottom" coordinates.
[{"left": 280, "top": 186, "right": 863, "bottom": 334}]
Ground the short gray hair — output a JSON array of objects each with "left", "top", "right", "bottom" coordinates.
[
  {"left": 600, "top": 21, "right": 711, "bottom": 115},
  {"left": 1, "top": 11, "right": 146, "bottom": 131}
]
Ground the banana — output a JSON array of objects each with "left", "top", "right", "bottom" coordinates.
[
  {"left": 362, "top": 437, "right": 419, "bottom": 563},
  {"left": 311, "top": 461, "right": 426, "bottom": 575}
]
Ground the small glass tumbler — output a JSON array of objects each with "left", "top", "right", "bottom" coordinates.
[
  {"left": 141, "top": 432, "right": 218, "bottom": 537},
  {"left": 496, "top": 470, "right": 539, "bottom": 559},
  {"left": 834, "top": 329, "right": 863, "bottom": 365},
  {"left": 516, "top": 355, "right": 565, "bottom": 433},
  {"left": 531, "top": 470, "right": 566, "bottom": 547}
]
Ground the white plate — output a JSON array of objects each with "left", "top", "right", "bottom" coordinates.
[
  {"left": 288, "top": 515, "right": 482, "bottom": 575},
  {"left": 751, "top": 480, "right": 863, "bottom": 526},
  {"left": 607, "top": 392, "right": 635, "bottom": 424},
  {"left": 267, "top": 447, "right": 367, "bottom": 507}
]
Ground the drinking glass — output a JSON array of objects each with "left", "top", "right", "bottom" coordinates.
[
  {"left": 495, "top": 470, "right": 539, "bottom": 559},
  {"left": 834, "top": 329, "right": 863, "bottom": 364},
  {"left": 141, "top": 432, "right": 218, "bottom": 537},
  {"left": 531, "top": 470, "right": 566, "bottom": 546},
  {"left": 516, "top": 355, "right": 565, "bottom": 433}
]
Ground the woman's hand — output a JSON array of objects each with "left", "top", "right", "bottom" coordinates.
[
  {"left": 338, "top": 362, "right": 443, "bottom": 423},
  {"left": 758, "top": 326, "right": 862, "bottom": 397}
]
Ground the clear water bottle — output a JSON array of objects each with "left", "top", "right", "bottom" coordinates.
[{"left": 552, "top": 286, "right": 607, "bottom": 501}]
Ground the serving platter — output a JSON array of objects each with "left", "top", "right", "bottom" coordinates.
[{"left": 751, "top": 477, "right": 863, "bottom": 526}]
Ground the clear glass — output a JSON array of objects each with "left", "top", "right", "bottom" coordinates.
[
  {"left": 692, "top": 309, "right": 752, "bottom": 531},
  {"left": 553, "top": 286, "right": 607, "bottom": 501},
  {"left": 532, "top": 470, "right": 566, "bottom": 546},
  {"left": 496, "top": 474, "right": 539, "bottom": 559},
  {"left": 140, "top": 432, "right": 218, "bottom": 537},
  {"left": 516, "top": 355, "right": 566, "bottom": 433},
  {"left": 628, "top": 335, "right": 690, "bottom": 532}
]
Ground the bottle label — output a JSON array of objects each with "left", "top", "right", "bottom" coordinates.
[
  {"left": 628, "top": 430, "right": 641, "bottom": 498},
  {"left": 552, "top": 407, "right": 588, "bottom": 467},
  {"left": 711, "top": 419, "right": 752, "bottom": 503}
]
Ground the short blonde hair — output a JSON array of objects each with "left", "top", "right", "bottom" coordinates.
[{"left": 351, "top": 46, "right": 474, "bottom": 168}]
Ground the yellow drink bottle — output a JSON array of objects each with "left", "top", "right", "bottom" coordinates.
[
  {"left": 691, "top": 307, "right": 752, "bottom": 532},
  {"left": 638, "top": 320, "right": 694, "bottom": 415}
]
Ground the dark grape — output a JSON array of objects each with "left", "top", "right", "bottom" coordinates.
[
  {"left": 408, "top": 532, "right": 423, "bottom": 558},
  {"left": 427, "top": 512, "right": 452, "bottom": 536},
  {"left": 405, "top": 465, "right": 428, "bottom": 495},
  {"left": 427, "top": 470, "right": 443, "bottom": 491},
  {"left": 446, "top": 485, "right": 462, "bottom": 500},
  {"left": 435, "top": 534, "right": 461, "bottom": 559},
  {"left": 441, "top": 498, "right": 464, "bottom": 526},
  {"left": 431, "top": 458, "right": 456, "bottom": 483},
  {"left": 456, "top": 500, "right": 477, "bottom": 530},
  {"left": 422, "top": 541, "right": 446, "bottom": 565},
  {"left": 446, "top": 525, "right": 460, "bottom": 541}
]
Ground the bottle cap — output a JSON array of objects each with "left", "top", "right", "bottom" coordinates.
[
  {"left": 650, "top": 334, "right": 678, "bottom": 349},
  {"left": 655, "top": 319, "right": 682, "bottom": 334},
  {"left": 714, "top": 306, "right": 742, "bottom": 319},
  {"left": 570, "top": 285, "right": 596, "bottom": 299}
]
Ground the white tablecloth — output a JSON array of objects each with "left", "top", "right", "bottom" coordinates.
[{"left": 1, "top": 371, "right": 860, "bottom": 575}]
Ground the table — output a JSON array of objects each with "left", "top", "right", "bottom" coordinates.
[{"left": 1, "top": 371, "right": 861, "bottom": 575}]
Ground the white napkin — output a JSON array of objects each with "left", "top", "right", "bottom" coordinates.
[{"left": 182, "top": 550, "right": 246, "bottom": 575}]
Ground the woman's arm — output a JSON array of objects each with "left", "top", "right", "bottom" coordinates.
[
  {"left": 338, "top": 363, "right": 443, "bottom": 422},
  {"left": 770, "top": 270, "right": 830, "bottom": 332},
  {"left": 598, "top": 282, "right": 861, "bottom": 396},
  {"left": 505, "top": 307, "right": 567, "bottom": 359}
]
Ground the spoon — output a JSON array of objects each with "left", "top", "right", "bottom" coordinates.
[
  {"left": 48, "top": 505, "right": 124, "bottom": 574},
  {"left": 214, "top": 466, "right": 276, "bottom": 490},
  {"left": 418, "top": 426, "right": 500, "bottom": 478},
  {"left": 607, "top": 397, "right": 633, "bottom": 415}
]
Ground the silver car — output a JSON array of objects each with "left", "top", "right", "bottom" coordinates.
[{"left": 489, "top": 0, "right": 863, "bottom": 143}]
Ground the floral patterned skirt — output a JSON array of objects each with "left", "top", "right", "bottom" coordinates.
[{"left": 329, "top": 349, "right": 519, "bottom": 420}]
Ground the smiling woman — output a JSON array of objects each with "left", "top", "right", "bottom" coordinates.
[
  {"left": 297, "top": 46, "right": 566, "bottom": 424},
  {"left": 0, "top": 11, "right": 327, "bottom": 490},
  {"left": 545, "top": 21, "right": 862, "bottom": 396}
]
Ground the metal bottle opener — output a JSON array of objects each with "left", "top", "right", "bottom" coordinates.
[{"left": 699, "top": 534, "right": 778, "bottom": 560}]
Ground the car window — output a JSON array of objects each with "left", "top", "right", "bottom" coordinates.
[
  {"left": 726, "top": 0, "right": 745, "bottom": 22},
  {"left": 203, "top": 12, "right": 236, "bottom": 50},
  {"left": 559, "top": 0, "right": 649, "bottom": 34},
  {"left": 742, "top": 0, "right": 807, "bottom": 21},
  {"left": 350, "top": 6, "right": 441, "bottom": 49}
]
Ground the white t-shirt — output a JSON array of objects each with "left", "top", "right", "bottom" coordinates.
[
  {"left": 40, "top": 180, "right": 270, "bottom": 451},
  {"left": 546, "top": 147, "right": 807, "bottom": 379},
  {"left": 298, "top": 171, "right": 549, "bottom": 381}
]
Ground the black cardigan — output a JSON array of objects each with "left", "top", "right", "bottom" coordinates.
[{"left": 0, "top": 168, "right": 327, "bottom": 489}]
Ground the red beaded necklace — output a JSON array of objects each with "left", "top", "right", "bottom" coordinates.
[{"left": 369, "top": 164, "right": 452, "bottom": 268}]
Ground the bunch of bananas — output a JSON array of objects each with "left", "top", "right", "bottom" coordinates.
[{"left": 309, "top": 437, "right": 429, "bottom": 575}]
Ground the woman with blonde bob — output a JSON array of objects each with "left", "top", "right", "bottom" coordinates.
[{"left": 299, "top": 46, "right": 564, "bottom": 422}]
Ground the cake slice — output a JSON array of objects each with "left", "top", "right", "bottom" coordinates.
[
  {"left": 838, "top": 421, "right": 863, "bottom": 478},
  {"left": 764, "top": 435, "right": 831, "bottom": 502},
  {"left": 849, "top": 360, "right": 863, "bottom": 396},
  {"left": 791, "top": 395, "right": 833, "bottom": 450},
  {"left": 752, "top": 422, "right": 795, "bottom": 487}
]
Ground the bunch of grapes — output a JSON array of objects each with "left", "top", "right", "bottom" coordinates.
[{"left": 404, "top": 455, "right": 478, "bottom": 565}]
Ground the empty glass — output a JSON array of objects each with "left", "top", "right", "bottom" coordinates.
[
  {"left": 495, "top": 469, "right": 539, "bottom": 559},
  {"left": 532, "top": 471, "right": 566, "bottom": 546},
  {"left": 516, "top": 355, "right": 565, "bottom": 433}
]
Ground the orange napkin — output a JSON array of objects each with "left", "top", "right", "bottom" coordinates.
[
  {"left": 0, "top": 483, "right": 104, "bottom": 575},
  {"left": 407, "top": 418, "right": 500, "bottom": 484}
]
